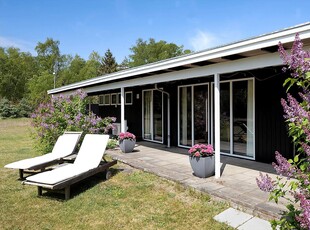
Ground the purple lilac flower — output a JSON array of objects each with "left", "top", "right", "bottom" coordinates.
[
  {"left": 295, "top": 193, "right": 310, "bottom": 229},
  {"left": 272, "top": 151, "right": 296, "bottom": 178},
  {"left": 279, "top": 33, "right": 310, "bottom": 79},
  {"left": 301, "top": 143, "right": 310, "bottom": 157},
  {"left": 256, "top": 172, "right": 275, "bottom": 192}
]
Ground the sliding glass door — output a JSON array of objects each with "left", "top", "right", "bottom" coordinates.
[
  {"left": 232, "top": 80, "right": 254, "bottom": 157},
  {"left": 213, "top": 78, "right": 255, "bottom": 159},
  {"left": 143, "top": 90, "right": 163, "bottom": 143},
  {"left": 178, "top": 84, "right": 209, "bottom": 147}
]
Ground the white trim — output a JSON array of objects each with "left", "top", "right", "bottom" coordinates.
[
  {"left": 214, "top": 73, "right": 221, "bottom": 179},
  {"left": 117, "top": 93, "right": 121, "bottom": 105},
  {"left": 48, "top": 23, "right": 310, "bottom": 95},
  {"left": 63, "top": 52, "right": 282, "bottom": 95},
  {"left": 120, "top": 88, "right": 125, "bottom": 133},
  {"left": 104, "top": 94, "right": 110, "bottom": 105},
  {"left": 142, "top": 89, "right": 164, "bottom": 144},
  {"left": 99, "top": 94, "right": 110, "bottom": 106},
  {"left": 191, "top": 86, "right": 194, "bottom": 146},
  {"left": 99, "top": 95, "right": 104, "bottom": 106},
  {"left": 111, "top": 93, "right": 117, "bottom": 105},
  {"left": 178, "top": 82, "right": 211, "bottom": 148},
  {"left": 125, "top": 91, "right": 133, "bottom": 105},
  {"left": 230, "top": 82, "right": 233, "bottom": 154}
]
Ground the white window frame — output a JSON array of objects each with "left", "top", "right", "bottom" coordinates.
[
  {"left": 111, "top": 93, "right": 118, "bottom": 105},
  {"left": 125, "top": 91, "right": 133, "bottom": 105},
  {"left": 99, "top": 94, "right": 110, "bottom": 106},
  {"left": 142, "top": 89, "right": 164, "bottom": 144},
  {"left": 177, "top": 82, "right": 210, "bottom": 148},
  {"left": 104, "top": 94, "right": 110, "bottom": 105},
  {"left": 211, "top": 77, "right": 255, "bottom": 160}
]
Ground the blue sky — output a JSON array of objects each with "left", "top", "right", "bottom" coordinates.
[{"left": 1, "top": 0, "right": 310, "bottom": 63}]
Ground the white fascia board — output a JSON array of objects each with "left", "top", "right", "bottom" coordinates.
[
  {"left": 48, "top": 23, "right": 310, "bottom": 95},
  {"left": 81, "top": 52, "right": 282, "bottom": 94}
]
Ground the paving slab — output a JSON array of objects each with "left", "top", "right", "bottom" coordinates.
[
  {"left": 214, "top": 208, "right": 253, "bottom": 228},
  {"left": 237, "top": 217, "right": 272, "bottom": 230},
  {"left": 106, "top": 142, "right": 287, "bottom": 220}
]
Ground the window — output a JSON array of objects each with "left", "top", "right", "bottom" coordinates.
[
  {"left": 212, "top": 78, "right": 255, "bottom": 159},
  {"left": 117, "top": 93, "right": 121, "bottom": 105},
  {"left": 99, "top": 94, "right": 110, "bottom": 106},
  {"left": 104, "top": 94, "right": 110, "bottom": 105},
  {"left": 125, "top": 92, "right": 133, "bottom": 105},
  {"left": 178, "top": 83, "right": 209, "bottom": 147},
  {"left": 111, "top": 93, "right": 117, "bottom": 105},
  {"left": 142, "top": 90, "right": 163, "bottom": 143},
  {"left": 99, "top": 95, "right": 104, "bottom": 105}
]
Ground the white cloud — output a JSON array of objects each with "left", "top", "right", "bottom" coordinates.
[
  {"left": 0, "top": 36, "right": 35, "bottom": 54},
  {"left": 189, "top": 30, "right": 218, "bottom": 51}
]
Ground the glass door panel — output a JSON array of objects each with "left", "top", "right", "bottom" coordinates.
[
  {"left": 220, "top": 83, "right": 231, "bottom": 153},
  {"left": 179, "top": 86, "right": 192, "bottom": 146},
  {"left": 143, "top": 91, "right": 152, "bottom": 140},
  {"left": 153, "top": 90, "right": 163, "bottom": 142},
  {"left": 194, "top": 85, "right": 208, "bottom": 144},
  {"left": 232, "top": 80, "right": 254, "bottom": 157}
]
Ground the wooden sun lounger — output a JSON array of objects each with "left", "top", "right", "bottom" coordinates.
[
  {"left": 5, "top": 131, "right": 82, "bottom": 180},
  {"left": 23, "top": 158, "right": 117, "bottom": 200},
  {"left": 23, "top": 134, "right": 116, "bottom": 200}
]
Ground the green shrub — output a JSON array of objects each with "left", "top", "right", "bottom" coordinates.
[
  {"left": 0, "top": 98, "right": 19, "bottom": 118},
  {"left": 107, "top": 138, "right": 118, "bottom": 149}
]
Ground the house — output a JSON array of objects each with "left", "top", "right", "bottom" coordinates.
[{"left": 48, "top": 23, "right": 310, "bottom": 176}]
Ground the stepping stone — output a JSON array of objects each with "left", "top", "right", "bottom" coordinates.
[
  {"left": 237, "top": 217, "right": 272, "bottom": 230},
  {"left": 214, "top": 208, "right": 253, "bottom": 228}
]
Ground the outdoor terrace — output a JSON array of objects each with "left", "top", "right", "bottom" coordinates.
[{"left": 107, "top": 141, "right": 287, "bottom": 220}]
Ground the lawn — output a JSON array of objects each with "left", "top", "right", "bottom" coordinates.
[{"left": 0, "top": 118, "right": 232, "bottom": 229}]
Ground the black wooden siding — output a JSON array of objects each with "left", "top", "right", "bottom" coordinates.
[{"left": 93, "top": 69, "right": 293, "bottom": 163}]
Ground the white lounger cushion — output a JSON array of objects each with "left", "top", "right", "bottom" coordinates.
[
  {"left": 26, "top": 134, "right": 109, "bottom": 185},
  {"left": 5, "top": 133, "right": 81, "bottom": 170}
]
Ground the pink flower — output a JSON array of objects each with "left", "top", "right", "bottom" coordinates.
[
  {"left": 188, "top": 144, "right": 214, "bottom": 157},
  {"left": 119, "top": 132, "right": 136, "bottom": 141}
]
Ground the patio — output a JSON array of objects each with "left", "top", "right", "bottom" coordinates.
[{"left": 106, "top": 141, "right": 287, "bottom": 221}]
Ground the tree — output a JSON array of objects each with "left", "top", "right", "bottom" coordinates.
[
  {"left": 35, "top": 38, "right": 62, "bottom": 74},
  {"left": 58, "top": 55, "right": 86, "bottom": 86},
  {"left": 124, "top": 38, "right": 191, "bottom": 68},
  {"left": 0, "top": 47, "right": 37, "bottom": 102},
  {"left": 79, "top": 51, "right": 102, "bottom": 80},
  {"left": 99, "top": 49, "right": 118, "bottom": 74}
]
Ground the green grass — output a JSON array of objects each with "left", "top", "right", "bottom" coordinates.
[{"left": 0, "top": 118, "right": 232, "bottom": 229}]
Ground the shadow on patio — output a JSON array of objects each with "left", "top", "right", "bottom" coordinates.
[{"left": 106, "top": 141, "right": 286, "bottom": 220}]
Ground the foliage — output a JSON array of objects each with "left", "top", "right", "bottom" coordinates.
[
  {"left": 107, "top": 138, "right": 118, "bottom": 149},
  {"left": 188, "top": 144, "right": 214, "bottom": 157},
  {"left": 0, "top": 98, "right": 19, "bottom": 118},
  {"left": 125, "top": 38, "right": 191, "bottom": 68},
  {"left": 35, "top": 38, "right": 62, "bottom": 74},
  {"left": 0, "top": 98, "right": 33, "bottom": 118},
  {"left": 31, "top": 89, "right": 116, "bottom": 153},
  {"left": 256, "top": 34, "right": 310, "bottom": 229},
  {"left": 118, "top": 132, "right": 136, "bottom": 142},
  {"left": 99, "top": 49, "right": 118, "bottom": 74},
  {"left": 0, "top": 47, "right": 38, "bottom": 102},
  {"left": 17, "top": 98, "right": 33, "bottom": 118}
]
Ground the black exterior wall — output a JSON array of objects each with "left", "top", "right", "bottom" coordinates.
[
  {"left": 255, "top": 72, "right": 293, "bottom": 162},
  {"left": 93, "top": 68, "right": 294, "bottom": 163}
]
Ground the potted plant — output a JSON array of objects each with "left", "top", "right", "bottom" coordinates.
[
  {"left": 188, "top": 144, "right": 215, "bottom": 178},
  {"left": 118, "top": 132, "right": 136, "bottom": 153}
]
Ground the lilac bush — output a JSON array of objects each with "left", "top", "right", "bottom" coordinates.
[
  {"left": 31, "top": 89, "right": 116, "bottom": 152},
  {"left": 256, "top": 34, "right": 310, "bottom": 229}
]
